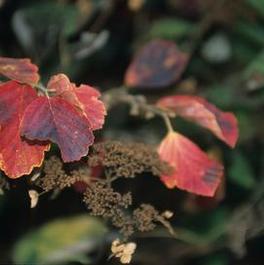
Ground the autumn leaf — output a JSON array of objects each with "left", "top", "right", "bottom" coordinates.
[
  {"left": 158, "top": 132, "right": 223, "bottom": 197},
  {"left": 0, "top": 81, "right": 49, "bottom": 178},
  {"left": 157, "top": 95, "right": 238, "bottom": 147},
  {"left": 0, "top": 57, "right": 39, "bottom": 85},
  {"left": 125, "top": 39, "right": 189, "bottom": 88},
  {"left": 20, "top": 96, "right": 94, "bottom": 162},
  {"left": 47, "top": 74, "right": 106, "bottom": 130}
]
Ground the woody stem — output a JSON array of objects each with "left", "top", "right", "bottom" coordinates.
[{"left": 161, "top": 113, "right": 174, "bottom": 133}]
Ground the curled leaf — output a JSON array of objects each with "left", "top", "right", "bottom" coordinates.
[
  {"left": 0, "top": 81, "right": 49, "bottom": 178},
  {"left": 157, "top": 95, "right": 238, "bottom": 147},
  {"left": 20, "top": 96, "right": 94, "bottom": 162},
  {"left": 0, "top": 57, "right": 39, "bottom": 85},
  {"left": 158, "top": 132, "right": 223, "bottom": 197},
  {"left": 111, "top": 239, "right": 137, "bottom": 264},
  {"left": 125, "top": 40, "right": 189, "bottom": 88},
  {"left": 47, "top": 74, "right": 106, "bottom": 130}
]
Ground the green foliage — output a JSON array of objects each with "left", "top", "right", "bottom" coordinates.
[
  {"left": 234, "top": 21, "right": 264, "bottom": 46},
  {"left": 235, "top": 111, "right": 256, "bottom": 141},
  {"left": 229, "top": 152, "right": 255, "bottom": 189},
  {"left": 179, "top": 208, "right": 229, "bottom": 245},
  {"left": 246, "top": 0, "right": 264, "bottom": 17},
  {"left": 148, "top": 18, "right": 194, "bottom": 40},
  {"left": 205, "top": 85, "right": 235, "bottom": 108},
  {"left": 11, "top": 1, "right": 80, "bottom": 64},
  {"left": 13, "top": 216, "right": 107, "bottom": 265}
]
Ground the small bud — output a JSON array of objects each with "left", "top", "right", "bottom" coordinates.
[
  {"left": 162, "top": 210, "right": 173, "bottom": 219},
  {"left": 28, "top": 190, "right": 39, "bottom": 208},
  {"left": 31, "top": 172, "right": 41, "bottom": 182}
]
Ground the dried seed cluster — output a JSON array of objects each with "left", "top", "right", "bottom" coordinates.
[
  {"left": 33, "top": 143, "right": 174, "bottom": 239},
  {"left": 83, "top": 182, "right": 134, "bottom": 237},
  {"left": 36, "top": 156, "right": 91, "bottom": 192},
  {"left": 88, "top": 141, "right": 171, "bottom": 178},
  {"left": 83, "top": 182, "right": 132, "bottom": 216},
  {"left": 133, "top": 204, "right": 160, "bottom": 232},
  {"left": 83, "top": 182, "right": 173, "bottom": 237}
]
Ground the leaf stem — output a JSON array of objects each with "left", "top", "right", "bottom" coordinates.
[
  {"left": 102, "top": 88, "right": 175, "bottom": 133},
  {"left": 35, "top": 83, "right": 49, "bottom": 97},
  {"left": 161, "top": 113, "right": 174, "bottom": 133}
]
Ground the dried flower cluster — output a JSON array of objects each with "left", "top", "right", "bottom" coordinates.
[
  {"left": 36, "top": 156, "right": 91, "bottom": 192},
  {"left": 88, "top": 141, "right": 171, "bottom": 179},
  {"left": 32, "top": 142, "right": 174, "bottom": 241},
  {"left": 83, "top": 182, "right": 173, "bottom": 237},
  {"left": 133, "top": 204, "right": 162, "bottom": 232},
  {"left": 83, "top": 181, "right": 134, "bottom": 237}
]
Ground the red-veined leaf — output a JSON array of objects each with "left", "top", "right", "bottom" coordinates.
[
  {"left": 47, "top": 74, "right": 106, "bottom": 130},
  {"left": 157, "top": 95, "right": 238, "bottom": 147},
  {"left": 20, "top": 97, "right": 94, "bottom": 162},
  {"left": 0, "top": 57, "right": 39, "bottom": 85},
  {"left": 125, "top": 39, "right": 189, "bottom": 88},
  {"left": 158, "top": 131, "right": 223, "bottom": 197},
  {"left": 0, "top": 81, "right": 49, "bottom": 178}
]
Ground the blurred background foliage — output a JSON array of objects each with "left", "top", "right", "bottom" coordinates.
[{"left": 0, "top": 0, "right": 263, "bottom": 264}]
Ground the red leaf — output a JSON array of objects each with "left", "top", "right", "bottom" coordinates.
[
  {"left": 158, "top": 132, "right": 223, "bottom": 197},
  {"left": 20, "top": 97, "right": 94, "bottom": 162},
  {"left": 47, "top": 74, "right": 106, "bottom": 130},
  {"left": 125, "top": 40, "right": 189, "bottom": 88},
  {"left": 0, "top": 81, "right": 49, "bottom": 178},
  {"left": 0, "top": 57, "right": 39, "bottom": 85},
  {"left": 157, "top": 95, "right": 238, "bottom": 147}
]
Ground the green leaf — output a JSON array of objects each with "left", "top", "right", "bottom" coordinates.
[
  {"left": 229, "top": 152, "right": 255, "bottom": 189},
  {"left": 148, "top": 18, "right": 194, "bottom": 40},
  {"left": 13, "top": 215, "right": 108, "bottom": 265}
]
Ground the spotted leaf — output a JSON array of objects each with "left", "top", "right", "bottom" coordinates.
[
  {"left": 157, "top": 95, "right": 238, "bottom": 147},
  {"left": 158, "top": 132, "right": 223, "bottom": 197},
  {"left": 125, "top": 40, "right": 189, "bottom": 88}
]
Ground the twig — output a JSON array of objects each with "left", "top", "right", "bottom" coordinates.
[{"left": 102, "top": 88, "right": 174, "bottom": 133}]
